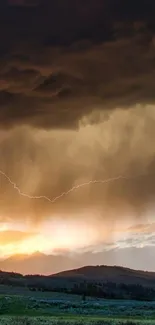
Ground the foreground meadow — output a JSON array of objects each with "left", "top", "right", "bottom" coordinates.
[
  {"left": 0, "top": 286, "right": 155, "bottom": 324},
  {"left": 0, "top": 317, "right": 155, "bottom": 325},
  {"left": 0, "top": 292, "right": 155, "bottom": 325}
]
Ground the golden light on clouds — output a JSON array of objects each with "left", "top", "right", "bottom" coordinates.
[
  {"left": 0, "top": 212, "right": 141, "bottom": 258},
  {"left": 0, "top": 213, "right": 107, "bottom": 256},
  {"left": 0, "top": 105, "right": 155, "bottom": 259}
]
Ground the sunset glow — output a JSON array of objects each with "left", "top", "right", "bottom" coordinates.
[{"left": 0, "top": 214, "right": 152, "bottom": 258}]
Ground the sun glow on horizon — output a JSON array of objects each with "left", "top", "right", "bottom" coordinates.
[
  {"left": 0, "top": 212, "right": 111, "bottom": 257},
  {"left": 0, "top": 211, "right": 147, "bottom": 258}
]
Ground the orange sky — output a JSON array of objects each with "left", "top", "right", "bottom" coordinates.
[
  {"left": 0, "top": 210, "right": 154, "bottom": 258},
  {"left": 0, "top": 107, "right": 155, "bottom": 261}
]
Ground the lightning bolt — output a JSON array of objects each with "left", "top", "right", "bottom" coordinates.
[{"left": 0, "top": 170, "right": 134, "bottom": 204}]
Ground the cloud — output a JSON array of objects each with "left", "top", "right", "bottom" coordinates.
[
  {"left": 1, "top": 37, "right": 155, "bottom": 129},
  {"left": 128, "top": 223, "right": 155, "bottom": 233},
  {"left": 0, "top": 0, "right": 155, "bottom": 255},
  {"left": 0, "top": 230, "right": 35, "bottom": 245},
  {"left": 0, "top": 1, "right": 154, "bottom": 129},
  {"left": 8, "top": 0, "right": 40, "bottom": 6},
  {"left": 0, "top": 105, "right": 155, "bottom": 225}
]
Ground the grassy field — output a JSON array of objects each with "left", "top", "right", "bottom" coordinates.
[
  {"left": 0, "top": 286, "right": 155, "bottom": 324},
  {"left": 0, "top": 317, "right": 155, "bottom": 325}
]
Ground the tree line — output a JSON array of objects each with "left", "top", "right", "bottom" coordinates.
[{"left": 0, "top": 271, "right": 155, "bottom": 301}]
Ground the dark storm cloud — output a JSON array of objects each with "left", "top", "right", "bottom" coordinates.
[
  {"left": 1, "top": 38, "right": 155, "bottom": 129},
  {"left": 0, "top": 0, "right": 155, "bottom": 128},
  {"left": 0, "top": 0, "right": 155, "bottom": 229}
]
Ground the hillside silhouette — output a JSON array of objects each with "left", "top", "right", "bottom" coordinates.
[{"left": 0, "top": 264, "right": 155, "bottom": 300}]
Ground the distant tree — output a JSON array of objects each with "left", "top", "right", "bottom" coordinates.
[{"left": 82, "top": 293, "right": 86, "bottom": 302}]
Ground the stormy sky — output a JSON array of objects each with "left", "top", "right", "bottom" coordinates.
[{"left": 0, "top": 0, "right": 155, "bottom": 270}]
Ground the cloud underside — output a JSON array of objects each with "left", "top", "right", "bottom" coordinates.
[
  {"left": 0, "top": 1, "right": 155, "bottom": 129},
  {"left": 0, "top": 1, "right": 155, "bottom": 234},
  {"left": 1, "top": 37, "right": 155, "bottom": 129}
]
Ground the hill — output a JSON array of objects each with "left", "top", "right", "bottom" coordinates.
[
  {"left": 0, "top": 264, "right": 155, "bottom": 300},
  {"left": 53, "top": 265, "right": 155, "bottom": 287}
]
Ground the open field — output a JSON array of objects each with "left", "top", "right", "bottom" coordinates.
[
  {"left": 0, "top": 317, "right": 155, "bottom": 325},
  {"left": 0, "top": 286, "right": 155, "bottom": 324}
]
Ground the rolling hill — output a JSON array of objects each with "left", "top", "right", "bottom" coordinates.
[
  {"left": 0, "top": 262, "right": 155, "bottom": 300},
  {"left": 53, "top": 265, "right": 155, "bottom": 287}
]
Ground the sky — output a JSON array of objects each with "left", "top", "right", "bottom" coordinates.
[{"left": 0, "top": 0, "right": 155, "bottom": 271}]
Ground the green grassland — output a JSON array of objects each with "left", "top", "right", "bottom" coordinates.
[
  {"left": 0, "top": 285, "right": 155, "bottom": 324},
  {"left": 0, "top": 317, "right": 155, "bottom": 325}
]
